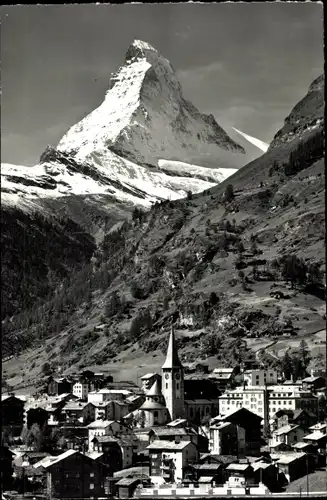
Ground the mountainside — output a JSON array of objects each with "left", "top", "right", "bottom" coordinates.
[
  {"left": 1, "top": 39, "right": 250, "bottom": 323},
  {"left": 2, "top": 74, "right": 325, "bottom": 393}
]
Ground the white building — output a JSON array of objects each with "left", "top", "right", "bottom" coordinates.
[
  {"left": 86, "top": 420, "right": 131, "bottom": 451},
  {"left": 243, "top": 369, "right": 278, "bottom": 387},
  {"left": 219, "top": 384, "right": 318, "bottom": 428},
  {"left": 147, "top": 440, "right": 198, "bottom": 483},
  {"left": 72, "top": 380, "right": 89, "bottom": 401},
  {"left": 88, "top": 389, "right": 132, "bottom": 404},
  {"left": 267, "top": 386, "right": 318, "bottom": 421},
  {"left": 219, "top": 387, "right": 269, "bottom": 425}
]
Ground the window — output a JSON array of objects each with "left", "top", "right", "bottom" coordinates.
[
  {"left": 176, "top": 383, "right": 179, "bottom": 390},
  {"left": 76, "top": 473, "right": 80, "bottom": 478},
  {"left": 90, "top": 472, "right": 94, "bottom": 477},
  {"left": 166, "top": 384, "right": 168, "bottom": 389},
  {"left": 90, "top": 484, "right": 94, "bottom": 490}
]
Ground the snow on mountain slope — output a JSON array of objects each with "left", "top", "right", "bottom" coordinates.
[
  {"left": 231, "top": 128, "right": 269, "bottom": 152},
  {"left": 58, "top": 39, "right": 246, "bottom": 170},
  {"left": 1, "top": 150, "right": 217, "bottom": 212},
  {"left": 157, "top": 159, "right": 237, "bottom": 183}
]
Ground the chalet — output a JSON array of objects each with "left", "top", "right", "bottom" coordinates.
[
  {"left": 0, "top": 445, "right": 14, "bottom": 490},
  {"left": 1, "top": 395, "right": 25, "bottom": 436},
  {"left": 208, "top": 368, "right": 236, "bottom": 390},
  {"left": 60, "top": 424, "right": 88, "bottom": 451},
  {"left": 211, "top": 407, "right": 263, "bottom": 456},
  {"left": 42, "top": 449, "right": 112, "bottom": 498},
  {"left": 47, "top": 377, "right": 72, "bottom": 396},
  {"left": 62, "top": 401, "right": 95, "bottom": 425},
  {"left": 302, "top": 429, "right": 327, "bottom": 453},
  {"left": 132, "top": 428, "right": 155, "bottom": 452},
  {"left": 275, "top": 452, "right": 308, "bottom": 483},
  {"left": 252, "top": 461, "right": 278, "bottom": 491},
  {"left": 209, "top": 421, "right": 241, "bottom": 456},
  {"left": 118, "top": 437, "right": 136, "bottom": 468},
  {"left": 92, "top": 401, "right": 112, "bottom": 421},
  {"left": 191, "top": 463, "right": 223, "bottom": 485},
  {"left": 301, "top": 375, "right": 326, "bottom": 393},
  {"left": 87, "top": 420, "right": 132, "bottom": 451},
  {"left": 151, "top": 426, "right": 199, "bottom": 446},
  {"left": 92, "top": 436, "right": 123, "bottom": 471},
  {"left": 225, "top": 463, "right": 255, "bottom": 489},
  {"left": 269, "top": 424, "right": 305, "bottom": 450},
  {"left": 116, "top": 477, "right": 141, "bottom": 499}
]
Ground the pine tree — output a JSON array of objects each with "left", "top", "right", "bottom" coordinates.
[
  {"left": 282, "top": 351, "right": 293, "bottom": 379},
  {"left": 299, "top": 339, "right": 311, "bottom": 368},
  {"left": 224, "top": 184, "right": 234, "bottom": 202}
]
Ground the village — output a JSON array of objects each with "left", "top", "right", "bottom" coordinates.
[{"left": 1, "top": 328, "right": 326, "bottom": 499}]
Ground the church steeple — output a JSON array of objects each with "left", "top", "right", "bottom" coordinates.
[
  {"left": 161, "top": 326, "right": 184, "bottom": 421},
  {"left": 162, "top": 326, "right": 182, "bottom": 369}
]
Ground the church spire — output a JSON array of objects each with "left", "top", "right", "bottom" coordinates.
[{"left": 162, "top": 325, "right": 182, "bottom": 369}]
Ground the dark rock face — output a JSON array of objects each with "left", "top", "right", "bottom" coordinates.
[{"left": 269, "top": 74, "right": 324, "bottom": 151}]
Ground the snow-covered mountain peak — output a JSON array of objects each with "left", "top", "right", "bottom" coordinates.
[{"left": 58, "top": 40, "right": 246, "bottom": 169}]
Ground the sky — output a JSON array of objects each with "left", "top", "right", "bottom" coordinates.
[{"left": 1, "top": 2, "right": 324, "bottom": 166}]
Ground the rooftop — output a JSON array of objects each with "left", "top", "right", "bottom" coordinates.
[
  {"left": 276, "top": 453, "right": 306, "bottom": 464},
  {"left": 116, "top": 477, "right": 140, "bottom": 486},
  {"left": 63, "top": 402, "right": 90, "bottom": 410},
  {"left": 309, "top": 423, "right": 326, "bottom": 432},
  {"left": 252, "top": 461, "right": 274, "bottom": 471},
  {"left": 146, "top": 380, "right": 163, "bottom": 397},
  {"left": 147, "top": 440, "right": 192, "bottom": 451},
  {"left": 193, "top": 464, "right": 222, "bottom": 470},
  {"left": 302, "top": 376, "right": 324, "bottom": 383},
  {"left": 213, "top": 368, "right": 234, "bottom": 374},
  {"left": 42, "top": 449, "right": 78, "bottom": 468},
  {"left": 292, "top": 442, "right": 313, "bottom": 450},
  {"left": 86, "top": 420, "right": 116, "bottom": 429},
  {"left": 153, "top": 427, "right": 190, "bottom": 436},
  {"left": 139, "top": 400, "right": 166, "bottom": 410},
  {"left": 167, "top": 419, "right": 187, "bottom": 427},
  {"left": 303, "top": 431, "right": 327, "bottom": 441},
  {"left": 85, "top": 451, "right": 104, "bottom": 460},
  {"left": 198, "top": 475, "right": 215, "bottom": 483},
  {"left": 140, "top": 373, "right": 158, "bottom": 380},
  {"left": 274, "top": 424, "right": 299, "bottom": 436},
  {"left": 162, "top": 326, "right": 183, "bottom": 370},
  {"left": 185, "top": 399, "right": 213, "bottom": 404},
  {"left": 95, "top": 436, "right": 120, "bottom": 444},
  {"left": 226, "top": 463, "right": 252, "bottom": 471}
]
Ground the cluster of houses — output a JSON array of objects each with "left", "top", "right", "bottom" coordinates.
[{"left": 1, "top": 328, "right": 326, "bottom": 498}]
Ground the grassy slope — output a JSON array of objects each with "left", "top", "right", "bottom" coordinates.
[
  {"left": 2, "top": 76, "right": 325, "bottom": 392},
  {"left": 3, "top": 129, "right": 325, "bottom": 393}
]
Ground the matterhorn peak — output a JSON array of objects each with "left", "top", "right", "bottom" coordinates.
[
  {"left": 125, "top": 39, "right": 158, "bottom": 63},
  {"left": 57, "top": 40, "right": 245, "bottom": 169}
]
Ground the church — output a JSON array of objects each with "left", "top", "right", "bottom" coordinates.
[{"left": 136, "top": 327, "right": 219, "bottom": 427}]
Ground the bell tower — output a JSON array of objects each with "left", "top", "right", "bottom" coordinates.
[{"left": 161, "top": 326, "right": 184, "bottom": 421}]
